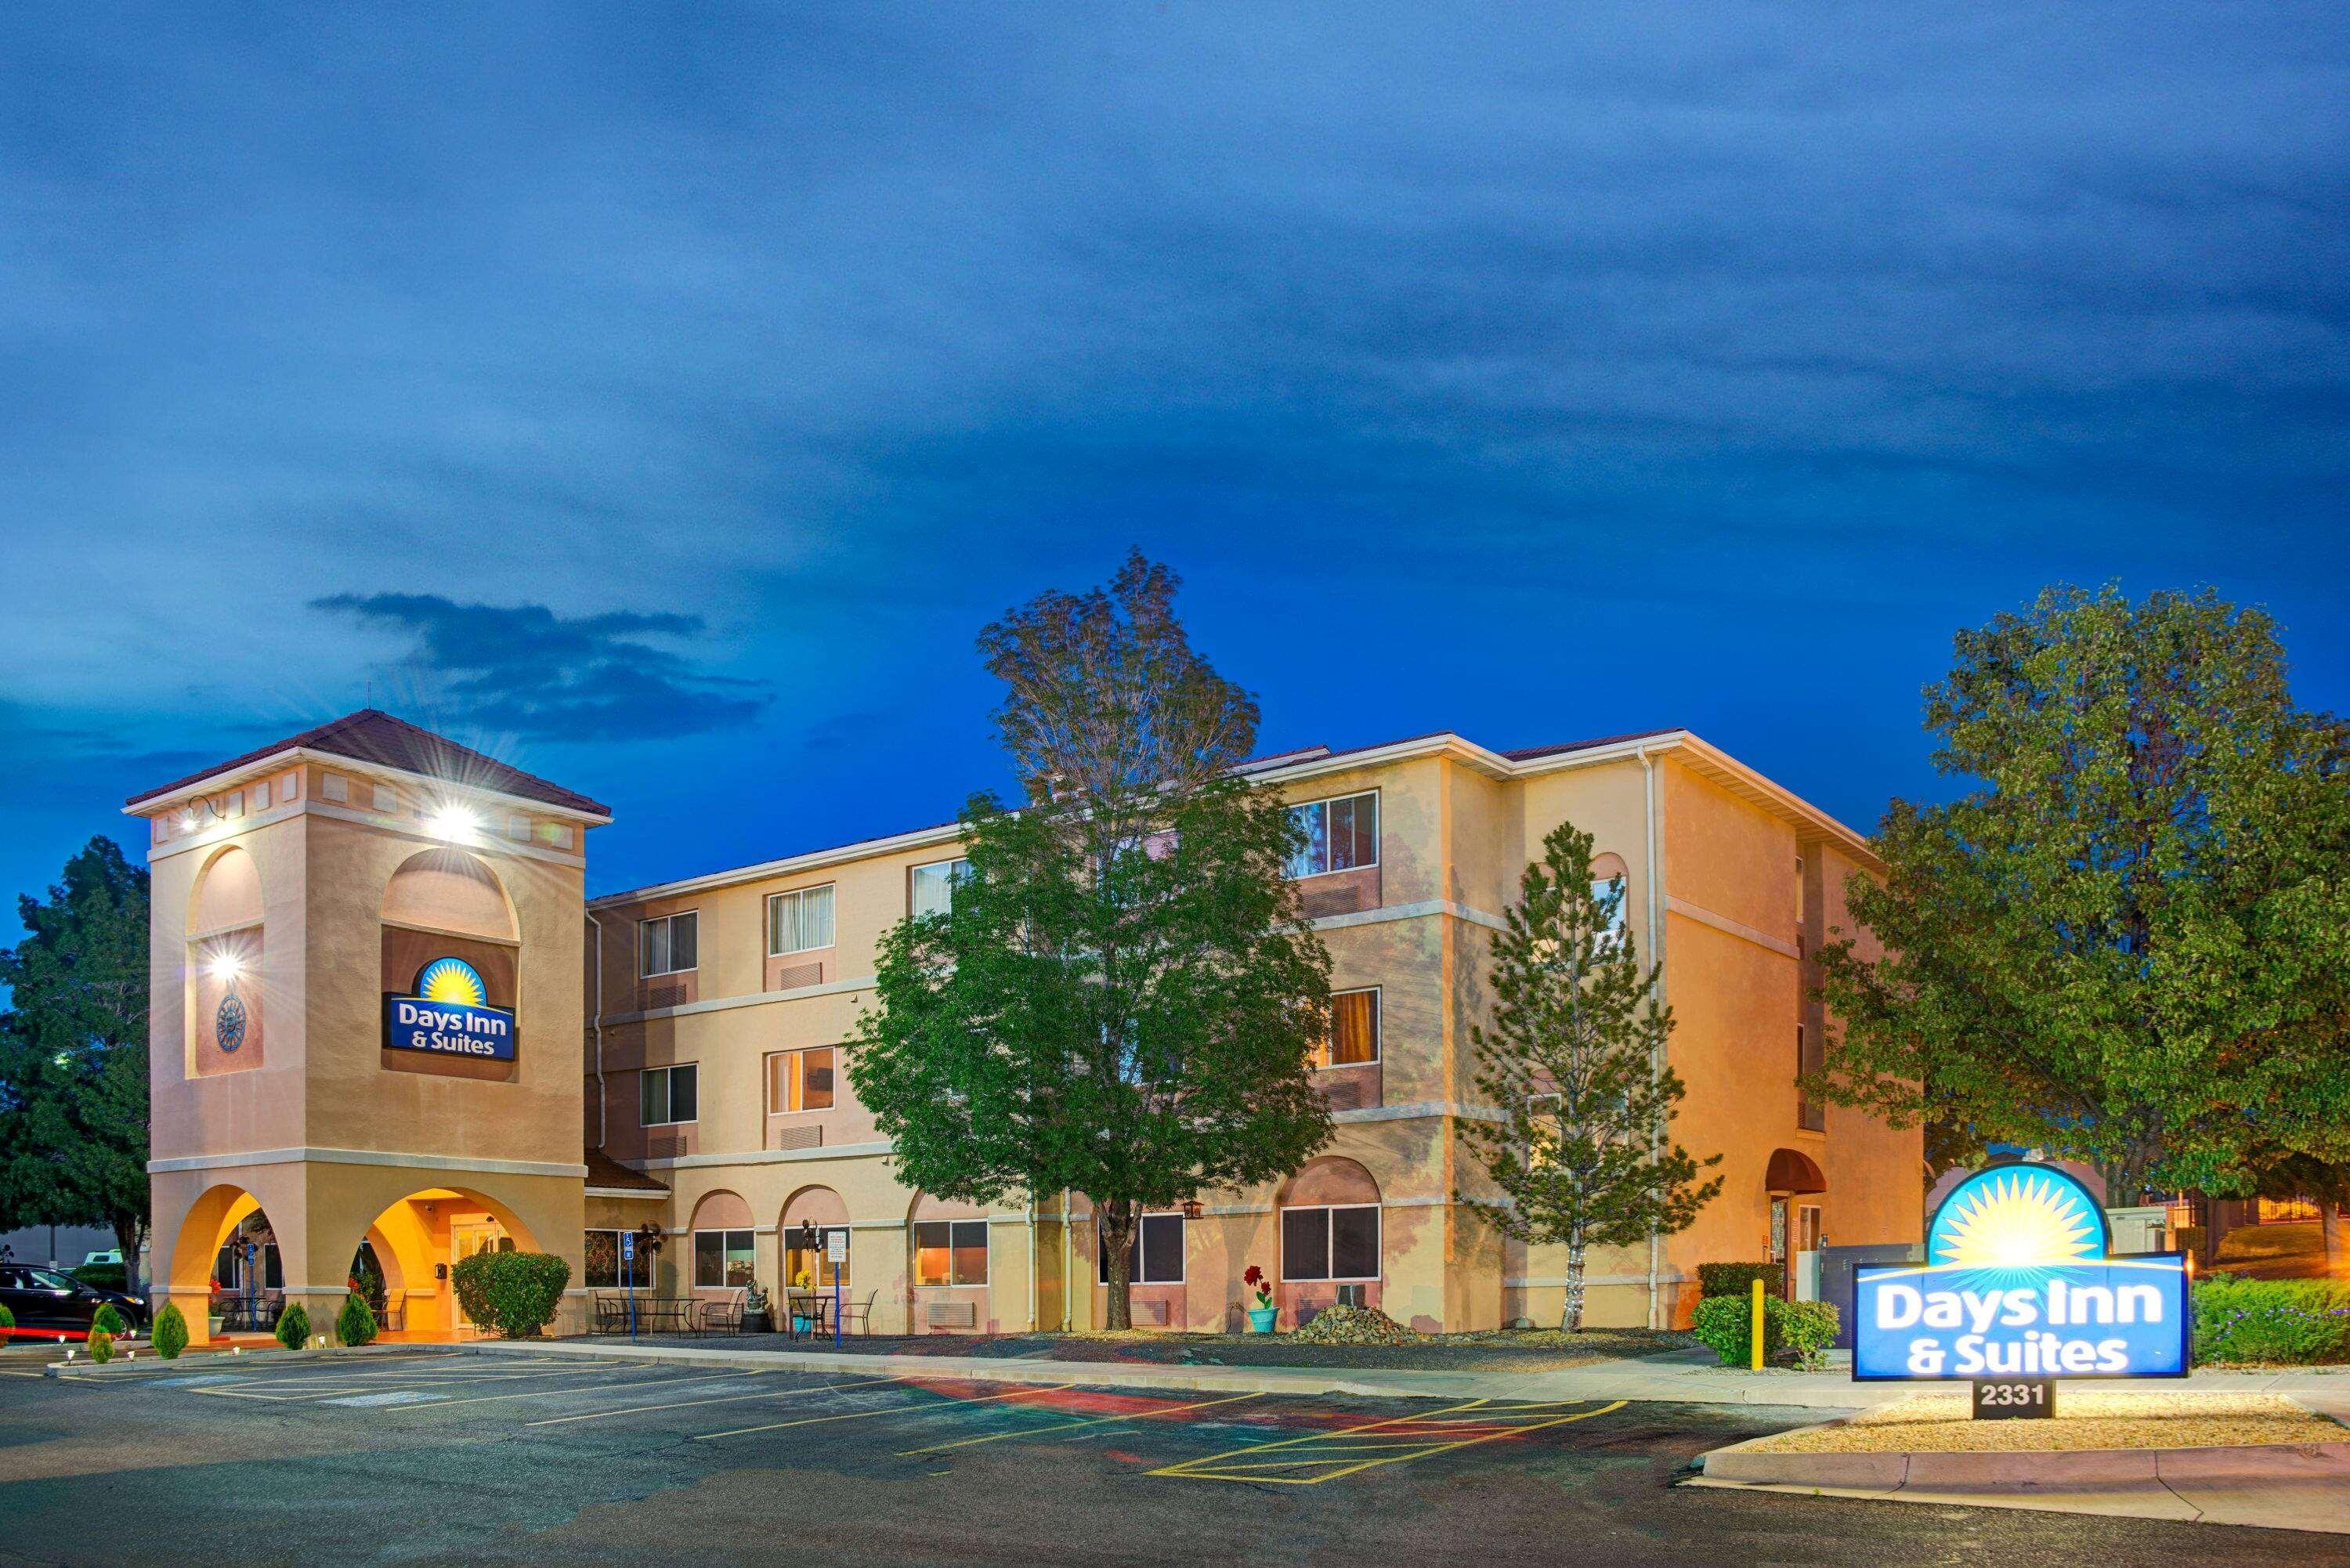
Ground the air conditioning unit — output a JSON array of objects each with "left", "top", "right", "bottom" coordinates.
[{"left": 1336, "top": 1284, "right": 1366, "bottom": 1309}]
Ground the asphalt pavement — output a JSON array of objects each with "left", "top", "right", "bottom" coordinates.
[{"left": 1, "top": 1347, "right": 2342, "bottom": 1567}]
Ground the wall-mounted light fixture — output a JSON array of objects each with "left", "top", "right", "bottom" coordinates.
[{"left": 426, "top": 804, "right": 479, "bottom": 844}]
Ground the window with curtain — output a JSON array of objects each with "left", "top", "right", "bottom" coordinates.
[
  {"left": 692, "top": 1229, "right": 756, "bottom": 1288},
  {"left": 1318, "top": 988, "right": 1380, "bottom": 1068},
  {"left": 1285, "top": 793, "right": 1378, "bottom": 879},
  {"left": 767, "top": 1046, "right": 835, "bottom": 1113},
  {"left": 913, "top": 1219, "right": 989, "bottom": 1285},
  {"left": 1097, "top": 1212, "right": 1186, "bottom": 1284},
  {"left": 766, "top": 885, "right": 836, "bottom": 955},
  {"left": 909, "top": 858, "right": 971, "bottom": 918},
  {"left": 640, "top": 1063, "right": 699, "bottom": 1125},
  {"left": 639, "top": 911, "right": 699, "bottom": 976},
  {"left": 1280, "top": 1205, "right": 1380, "bottom": 1281}
]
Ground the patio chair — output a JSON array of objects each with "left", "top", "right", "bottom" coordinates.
[
  {"left": 839, "top": 1290, "right": 878, "bottom": 1336},
  {"left": 700, "top": 1289, "right": 747, "bottom": 1335}
]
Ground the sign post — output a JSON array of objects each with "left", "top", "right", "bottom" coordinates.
[
  {"left": 1853, "top": 1163, "right": 2190, "bottom": 1417},
  {"left": 828, "top": 1229, "right": 847, "bottom": 1347},
  {"left": 621, "top": 1230, "right": 637, "bottom": 1341}
]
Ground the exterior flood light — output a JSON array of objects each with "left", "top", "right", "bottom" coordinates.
[
  {"left": 208, "top": 954, "right": 242, "bottom": 981},
  {"left": 428, "top": 804, "right": 479, "bottom": 842}
]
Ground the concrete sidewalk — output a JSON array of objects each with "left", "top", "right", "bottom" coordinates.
[{"left": 468, "top": 1337, "right": 2350, "bottom": 1414}]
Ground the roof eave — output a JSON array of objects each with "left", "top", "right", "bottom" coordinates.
[{"left": 122, "top": 745, "right": 614, "bottom": 828}]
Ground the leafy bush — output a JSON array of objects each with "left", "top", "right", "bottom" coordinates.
[
  {"left": 72, "top": 1263, "right": 128, "bottom": 1292},
  {"left": 2193, "top": 1275, "right": 2350, "bottom": 1365},
  {"left": 0, "top": 1302, "right": 14, "bottom": 1338},
  {"left": 336, "top": 1292, "right": 378, "bottom": 1348},
  {"left": 1696, "top": 1263, "right": 1781, "bottom": 1300},
  {"left": 87, "top": 1328, "right": 114, "bottom": 1364},
  {"left": 91, "top": 1302, "right": 127, "bottom": 1337},
  {"left": 275, "top": 1302, "right": 310, "bottom": 1351},
  {"left": 450, "top": 1252, "right": 572, "bottom": 1339},
  {"left": 153, "top": 1304, "right": 188, "bottom": 1359},
  {"left": 1690, "top": 1294, "right": 1839, "bottom": 1368}
]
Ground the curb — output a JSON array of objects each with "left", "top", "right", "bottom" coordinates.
[{"left": 42, "top": 1343, "right": 450, "bottom": 1380}]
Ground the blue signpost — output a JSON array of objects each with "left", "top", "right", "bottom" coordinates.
[
  {"left": 622, "top": 1229, "right": 637, "bottom": 1340},
  {"left": 1853, "top": 1163, "right": 2190, "bottom": 1415},
  {"left": 828, "top": 1229, "right": 846, "bottom": 1348}
]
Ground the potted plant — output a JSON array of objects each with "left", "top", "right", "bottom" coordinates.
[
  {"left": 1243, "top": 1265, "right": 1277, "bottom": 1333},
  {"left": 790, "top": 1270, "right": 814, "bottom": 1333}
]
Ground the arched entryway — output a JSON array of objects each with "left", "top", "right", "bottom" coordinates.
[
  {"left": 1274, "top": 1157, "right": 1383, "bottom": 1328},
  {"left": 355, "top": 1187, "right": 544, "bottom": 1339},
  {"left": 164, "top": 1183, "right": 291, "bottom": 1346},
  {"left": 1766, "top": 1147, "right": 1828, "bottom": 1299}
]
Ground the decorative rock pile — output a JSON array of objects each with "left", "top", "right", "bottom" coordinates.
[{"left": 1289, "top": 1303, "right": 1422, "bottom": 1346}]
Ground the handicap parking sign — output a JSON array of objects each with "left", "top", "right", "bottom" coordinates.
[{"left": 621, "top": 1232, "right": 635, "bottom": 1261}]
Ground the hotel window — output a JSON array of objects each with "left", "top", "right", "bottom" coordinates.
[
  {"left": 321, "top": 773, "right": 349, "bottom": 804},
  {"left": 913, "top": 1219, "right": 989, "bottom": 1286},
  {"left": 1286, "top": 792, "right": 1378, "bottom": 879},
  {"left": 583, "top": 1229, "right": 650, "bottom": 1289},
  {"left": 1592, "top": 876, "right": 1629, "bottom": 948},
  {"left": 786, "top": 1226, "right": 850, "bottom": 1288},
  {"left": 767, "top": 885, "right": 836, "bottom": 955},
  {"left": 640, "top": 912, "right": 699, "bottom": 977},
  {"left": 909, "top": 858, "right": 971, "bottom": 919},
  {"left": 692, "top": 1229, "right": 756, "bottom": 1288},
  {"left": 372, "top": 784, "right": 396, "bottom": 814},
  {"left": 1316, "top": 988, "right": 1380, "bottom": 1068},
  {"left": 767, "top": 1046, "right": 835, "bottom": 1114},
  {"left": 1097, "top": 1212, "right": 1186, "bottom": 1285},
  {"left": 640, "top": 1063, "right": 699, "bottom": 1126},
  {"left": 1281, "top": 1204, "right": 1379, "bottom": 1282},
  {"left": 506, "top": 813, "right": 530, "bottom": 841}
]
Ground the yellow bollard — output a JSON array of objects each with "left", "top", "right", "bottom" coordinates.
[{"left": 1750, "top": 1277, "right": 1765, "bottom": 1371}]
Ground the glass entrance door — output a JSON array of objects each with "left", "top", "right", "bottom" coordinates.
[{"left": 448, "top": 1216, "right": 511, "bottom": 1332}]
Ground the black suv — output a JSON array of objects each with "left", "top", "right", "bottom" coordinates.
[{"left": 0, "top": 1265, "right": 146, "bottom": 1340}]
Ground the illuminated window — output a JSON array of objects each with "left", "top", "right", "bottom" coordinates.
[
  {"left": 913, "top": 1219, "right": 989, "bottom": 1286},
  {"left": 767, "top": 1047, "right": 835, "bottom": 1114},
  {"left": 640, "top": 1064, "right": 699, "bottom": 1126},
  {"left": 785, "top": 1227, "right": 850, "bottom": 1289},
  {"left": 767, "top": 885, "right": 836, "bottom": 955},
  {"left": 1316, "top": 988, "right": 1380, "bottom": 1068},
  {"left": 1097, "top": 1212, "right": 1186, "bottom": 1284},
  {"left": 1280, "top": 1205, "right": 1379, "bottom": 1281},
  {"left": 692, "top": 1229, "right": 756, "bottom": 1288},
  {"left": 1286, "top": 792, "right": 1378, "bottom": 879},
  {"left": 640, "top": 912, "right": 698, "bottom": 977}
]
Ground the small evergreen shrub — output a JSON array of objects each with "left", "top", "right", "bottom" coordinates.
[
  {"left": 275, "top": 1302, "right": 310, "bottom": 1350},
  {"left": 0, "top": 1302, "right": 14, "bottom": 1340},
  {"left": 91, "top": 1302, "right": 127, "bottom": 1337},
  {"left": 71, "top": 1263, "right": 128, "bottom": 1292},
  {"left": 450, "top": 1252, "right": 572, "bottom": 1339},
  {"left": 2193, "top": 1276, "right": 2350, "bottom": 1365},
  {"left": 153, "top": 1304, "right": 188, "bottom": 1360},
  {"left": 88, "top": 1328, "right": 115, "bottom": 1364},
  {"left": 1690, "top": 1294, "right": 1839, "bottom": 1368},
  {"left": 1696, "top": 1263, "right": 1782, "bottom": 1300},
  {"left": 336, "top": 1292, "right": 378, "bottom": 1348}
]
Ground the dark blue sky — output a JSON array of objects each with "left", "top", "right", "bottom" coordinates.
[{"left": 3, "top": 4, "right": 2345, "bottom": 923}]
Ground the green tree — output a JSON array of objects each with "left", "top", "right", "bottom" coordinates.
[
  {"left": 1458, "top": 821, "right": 1721, "bottom": 1331},
  {"left": 1814, "top": 585, "right": 2350, "bottom": 1201},
  {"left": 0, "top": 838, "right": 152, "bottom": 1295},
  {"left": 850, "top": 553, "right": 1334, "bottom": 1330}
]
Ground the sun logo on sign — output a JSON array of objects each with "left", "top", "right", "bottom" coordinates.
[
  {"left": 1929, "top": 1169, "right": 2101, "bottom": 1270},
  {"left": 415, "top": 956, "right": 488, "bottom": 1008}
]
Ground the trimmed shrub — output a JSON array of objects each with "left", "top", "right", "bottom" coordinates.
[
  {"left": 336, "top": 1292, "right": 378, "bottom": 1348},
  {"left": 1696, "top": 1263, "right": 1782, "bottom": 1300},
  {"left": 91, "top": 1302, "right": 127, "bottom": 1337},
  {"left": 275, "top": 1302, "right": 310, "bottom": 1351},
  {"left": 0, "top": 1302, "right": 14, "bottom": 1339},
  {"left": 152, "top": 1303, "right": 188, "bottom": 1360},
  {"left": 87, "top": 1328, "right": 114, "bottom": 1364},
  {"left": 450, "top": 1252, "right": 572, "bottom": 1339},
  {"left": 71, "top": 1263, "right": 128, "bottom": 1292},
  {"left": 2193, "top": 1275, "right": 2350, "bottom": 1366},
  {"left": 1691, "top": 1294, "right": 1840, "bottom": 1369}
]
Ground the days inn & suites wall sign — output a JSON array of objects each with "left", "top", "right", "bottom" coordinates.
[
  {"left": 383, "top": 956, "right": 518, "bottom": 1063},
  {"left": 1853, "top": 1163, "right": 2189, "bottom": 1382}
]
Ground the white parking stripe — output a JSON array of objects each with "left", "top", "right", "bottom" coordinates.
[{"left": 526, "top": 1375, "right": 902, "bottom": 1428}]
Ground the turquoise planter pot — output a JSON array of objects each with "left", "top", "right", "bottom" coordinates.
[{"left": 1247, "top": 1306, "right": 1278, "bottom": 1333}]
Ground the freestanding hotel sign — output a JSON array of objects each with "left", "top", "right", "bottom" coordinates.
[
  {"left": 1854, "top": 1163, "right": 2189, "bottom": 1412},
  {"left": 383, "top": 956, "right": 518, "bottom": 1062}
]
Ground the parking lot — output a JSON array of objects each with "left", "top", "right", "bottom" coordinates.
[{"left": 0, "top": 1347, "right": 2336, "bottom": 1566}]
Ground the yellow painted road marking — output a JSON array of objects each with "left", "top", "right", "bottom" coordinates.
[
  {"left": 696, "top": 1382, "right": 1073, "bottom": 1443},
  {"left": 527, "top": 1375, "right": 902, "bottom": 1428},
  {"left": 896, "top": 1390, "right": 1266, "bottom": 1455},
  {"left": 1147, "top": 1399, "right": 1625, "bottom": 1485}
]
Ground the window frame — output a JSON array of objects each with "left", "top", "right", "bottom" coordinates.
[
  {"left": 583, "top": 1227, "right": 651, "bottom": 1289},
  {"left": 691, "top": 1227, "right": 757, "bottom": 1289},
  {"left": 639, "top": 911, "right": 700, "bottom": 978},
  {"left": 1097, "top": 1212, "right": 1187, "bottom": 1285},
  {"left": 1278, "top": 1202, "right": 1382, "bottom": 1284},
  {"left": 765, "top": 883, "right": 837, "bottom": 956},
  {"left": 911, "top": 1218, "right": 989, "bottom": 1287},
  {"left": 907, "top": 857, "right": 971, "bottom": 919},
  {"left": 639, "top": 1062, "right": 700, "bottom": 1127},
  {"left": 1285, "top": 790, "right": 1379, "bottom": 880},
  {"left": 1315, "top": 986, "right": 1382, "bottom": 1070},
  {"left": 766, "top": 1046, "right": 837, "bottom": 1115},
  {"left": 783, "top": 1224, "right": 851, "bottom": 1289}
]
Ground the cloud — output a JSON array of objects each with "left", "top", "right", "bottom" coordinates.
[{"left": 310, "top": 594, "right": 768, "bottom": 742}]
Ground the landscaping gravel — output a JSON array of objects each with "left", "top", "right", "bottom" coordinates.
[{"left": 1744, "top": 1390, "right": 2348, "bottom": 1454}]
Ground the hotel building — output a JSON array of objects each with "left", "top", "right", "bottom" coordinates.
[{"left": 133, "top": 710, "right": 1920, "bottom": 1344}]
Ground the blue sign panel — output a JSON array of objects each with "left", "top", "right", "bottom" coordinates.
[
  {"left": 383, "top": 956, "right": 517, "bottom": 1062},
  {"left": 1853, "top": 1164, "right": 2189, "bottom": 1381}
]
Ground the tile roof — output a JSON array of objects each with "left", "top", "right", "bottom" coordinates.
[
  {"left": 584, "top": 1147, "right": 669, "bottom": 1193},
  {"left": 124, "top": 709, "right": 611, "bottom": 818}
]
